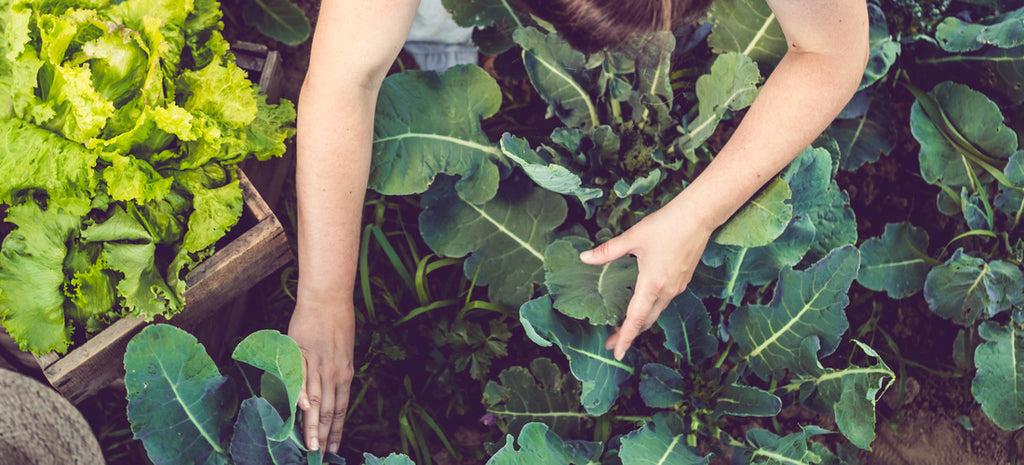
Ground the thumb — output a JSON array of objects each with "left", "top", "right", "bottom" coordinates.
[{"left": 580, "top": 236, "right": 630, "bottom": 265}]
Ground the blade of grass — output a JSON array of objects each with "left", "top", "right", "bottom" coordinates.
[
  {"left": 370, "top": 225, "right": 416, "bottom": 293},
  {"left": 359, "top": 223, "right": 377, "bottom": 322},
  {"left": 393, "top": 299, "right": 460, "bottom": 326}
]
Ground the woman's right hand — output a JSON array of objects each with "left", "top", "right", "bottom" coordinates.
[{"left": 288, "top": 296, "right": 356, "bottom": 456}]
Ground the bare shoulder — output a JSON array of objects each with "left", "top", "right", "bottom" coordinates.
[{"left": 765, "top": 0, "right": 868, "bottom": 52}]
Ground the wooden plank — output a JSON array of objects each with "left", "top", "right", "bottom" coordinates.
[{"left": 31, "top": 169, "right": 293, "bottom": 404}]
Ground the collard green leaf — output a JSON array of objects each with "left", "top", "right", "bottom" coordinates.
[
  {"left": 935, "top": 7, "right": 1024, "bottom": 53},
  {"left": 738, "top": 426, "right": 833, "bottom": 465},
  {"left": 242, "top": 0, "right": 311, "bottom": 46},
  {"left": 829, "top": 94, "right": 896, "bottom": 171},
  {"left": 365, "top": 453, "right": 417, "bottom": 465},
  {"left": 730, "top": 246, "right": 860, "bottom": 380},
  {"left": 499, "top": 134, "right": 603, "bottom": 208},
  {"left": 713, "top": 177, "right": 792, "bottom": 248},
  {"left": 795, "top": 340, "right": 894, "bottom": 450},
  {"left": 0, "top": 201, "right": 80, "bottom": 354},
  {"left": 519, "top": 296, "right": 638, "bottom": 415},
  {"left": 674, "top": 52, "right": 760, "bottom": 157},
  {"left": 232, "top": 330, "right": 303, "bottom": 442},
  {"left": 911, "top": 81, "right": 1018, "bottom": 188},
  {"left": 619, "top": 412, "right": 710, "bottom": 465},
  {"left": 625, "top": 32, "right": 676, "bottom": 129},
  {"left": 442, "top": 0, "right": 524, "bottom": 55},
  {"left": 420, "top": 177, "right": 566, "bottom": 307},
  {"left": 483, "top": 357, "right": 587, "bottom": 438},
  {"left": 857, "top": 222, "right": 931, "bottom": 299},
  {"left": 691, "top": 216, "right": 815, "bottom": 305},
  {"left": 714, "top": 384, "right": 782, "bottom": 418},
  {"left": 613, "top": 170, "right": 663, "bottom": 198},
  {"left": 708, "top": 0, "right": 786, "bottom": 67},
  {"left": 656, "top": 291, "right": 719, "bottom": 365},
  {"left": 923, "top": 249, "right": 1024, "bottom": 326},
  {"left": 229, "top": 397, "right": 302, "bottom": 465},
  {"left": 544, "top": 238, "right": 638, "bottom": 326},
  {"left": 972, "top": 320, "right": 1024, "bottom": 431},
  {"left": 781, "top": 146, "right": 858, "bottom": 263},
  {"left": 125, "top": 324, "right": 235, "bottom": 465},
  {"left": 514, "top": 27, "right": 599, "bottom": 128},
  {"left": 995, "top": 151, "right": 1024, "bottom": 222},
  {"left": 639, "top": 363, "right": 686, "bottom": 408},
  {"left": 373, "top": 65, "right": 503, "bottom": 204},
  {"left": 487, "top": 422, "right": 602, "bottom": 465},
  {"left": 861, "top": 4, "right": 900, "bottom": 90}
]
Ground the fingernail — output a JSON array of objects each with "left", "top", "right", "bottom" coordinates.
[
  {"left": 301, "top": 398, "right": 310, "bottom": 409},
  {"left": 310, "top": 437, "right": 319, "bottom": 451},
  {"left": 579, "top": 251, "right": 592, "bottom": 260},
  {"left": 328, "top": 443, "right": 339, "bottom": 454}
]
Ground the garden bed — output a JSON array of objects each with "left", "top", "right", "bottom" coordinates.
[{"left": 32, "top": 170, "right": 292, "bottom": 405}]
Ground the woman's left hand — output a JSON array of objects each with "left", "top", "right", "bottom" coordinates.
[{"left": 579, "top": 198, "right": 715, "bottom": 361}]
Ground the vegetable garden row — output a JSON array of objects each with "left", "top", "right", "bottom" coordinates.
[{"left": 3, "top": 0, "right": 1024, "bottom": 463}]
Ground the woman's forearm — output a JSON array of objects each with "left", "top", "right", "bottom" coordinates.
[{"left": 666, "top": 1, "right": 869, "bottom": 231}]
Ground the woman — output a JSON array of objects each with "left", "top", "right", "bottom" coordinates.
[{"left": 289, "top": 0, "right": 869, "bottom": 454}]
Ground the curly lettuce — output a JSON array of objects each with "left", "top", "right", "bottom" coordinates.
[{"left": 0, "top": 0, "right": 295, "bottom": 354}]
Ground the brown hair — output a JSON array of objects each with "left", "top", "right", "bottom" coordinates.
[{"left": 515, "top": 0, "right": 713, "bottom": 54}]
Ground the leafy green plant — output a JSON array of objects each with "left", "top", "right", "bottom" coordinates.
[
  {"left": 124, "top": 324, "right": 417, "bottom": 465},
  {"left": 0, "top": 0, "right": 295, "bottom": 354},
  {"left": 230, "top": 0, "right": 311, "bottom": 46},
  {"left": 357, "top": 0, "right": 908, "bottom": 458}
]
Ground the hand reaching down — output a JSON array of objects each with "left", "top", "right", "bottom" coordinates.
[
  {"left": 288, "top": 301, "right": 355, "bottom": 456},
  {"left": 580, "top": 201, "right": 715, "bottom": 361}
]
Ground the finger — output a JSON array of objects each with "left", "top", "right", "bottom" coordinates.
[
  {"left": 326, "top": 386, "right": 350, "bottom": 455},
  {"left": 604, "top": 330, "right": 620, "bottom": 351},
  {"left": 303, "top": 370, "right": 323, "bottom": 451},
  {"left": 580, "top": 236, "right": 631, "bottom": 265},
  {"left": 317, "top": 383, "right": 336, "bottom": 452},
  {"left": 614, "top": 289, "right": 658, "bottom": 361},
  {"left": 298, "top": 357, "right": 312, "bottom": 412}
]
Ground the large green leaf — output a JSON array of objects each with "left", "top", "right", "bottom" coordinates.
[
  {"left": 673, "top": 52, "right": 760, "bottom": 157},
  {"left": 730, "top": 246, "right": 860, "bottom": 380},
  {"left": 857, "top": 222, "right": 932, "bottom": 299},
  {"left": 737, "top": 426, "right": 834, "bottom": 465},
  {"left": 691, "top": 216, "right": 815, "bottom": 305},
  {"left": 619, "top": 412, "right": 710, "bottom": 465},
  {"left": 365, "top": 454, "right": 417, "bottom": 465},
  {"left": 420, "top": 177, "right": 566, "bottom": 307},
  {"left": 713, "top": 177, "right": 792, "bottom": 248},
  {"left": 624, "top": 32, "right": 676, "bottom": 129},
  {"left": 243, "top": 0, "right": 311, "bottom": 46},
  {"left": 795, "top": 340, "right": 894, "bottom": 450},
  {"left": 828, "top": 94, "right": 896, "bottom": 171},
  {"left": 923, "top": 249, "right": 1024, "bottom": 326},
  {"left": 519, "top": 296, "right": 638, "bottom": 415},
  {"left": 373, "top": 65, "right": 503, "bottom": 204},
  {"left": 708, "top": 0, "right": 786, "bottom": 67},
  {"left": 935, "top": 7, "right": 1024, "bottom": 53},
  {"left": 0, "top": 118, "right": 98, "bottom": 214},
  {"left": 713, "top": 384, "right": 782, "bottom": 418},
  {"left": 638, "top": 363, "right": 686, "bottom": 408},
  {"left": 860, "top": 4, "right": 900, "bottom": 90},
  {"left": 232, "top": 330, "right": 303, "bottom": 442},
  {"left": 499, "top": 134, "right": 603, "bottom": 208},
  {"left": 442, "top": 0, "right": 524, "bottom": 55},
  {"left": 912, "top": 44, "right": 1024, "bottom": 106},
  {"left": 972, "top": 320, "right": 1024, "bottom": 431},
  {"left": 229, "top": 397, "right": 302, "bottom": 465},
  {"left": 487, "top": 422, "right": 602, "bottom": 465},
  {"left": 543, "top": 238, "right": 638, "bottom": 326},
  {"left": 656, "top": 291, "right": 719, "bottom": 365},
  {"left": 125, "top": 324, "right": 235, "bottom": 465},
  {"left": 781, "top": 146, "right": 858, "bottom": 263},
  {"left": 910, "top": 81, "right": 1018, "bottom": 188},
  {"left": 514, "top": 27, "right": 599, "bottom": 128},
  {"left": 0, "top": 201, "right": 81, "bottom": 354},
  {"left": 483, "top": 357, "right": 587, "bottom": 438}
]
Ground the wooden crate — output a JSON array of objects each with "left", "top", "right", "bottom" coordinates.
[{"left": 31, "top": 170, "right": 293, "bottom": 404}]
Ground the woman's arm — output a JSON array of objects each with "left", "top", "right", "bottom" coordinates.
[
  {"left": 581, "top": 0, "right": 870, "bottom": 360},
  {"left": 289, "top": 0, "right": 419, "bottom": 455}
]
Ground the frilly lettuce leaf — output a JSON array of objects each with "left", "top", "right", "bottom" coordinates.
[
  {"left": 0, "top": 118, "right": 98, "bottom": 215},
  {"left": 182, "top": 178, "right": 242, "bottom": 253},
  {"left": 0, "top": 201, "right": 82, "bottom": 354}
]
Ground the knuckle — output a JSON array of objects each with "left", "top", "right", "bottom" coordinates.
[
  {"left": 331, "top": 409, "right": 348, "bottom": 422},
  {"left": 629, "top": 316, "right": 647, "bottom": 332},
  {"left": 307, "top": 395, "right": 322, "bottom": 408},
  {"left": 319, "top": 413, "right": 335, "bottom": 426}
]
